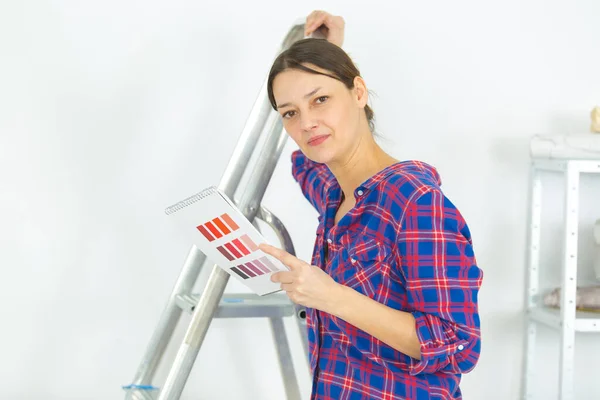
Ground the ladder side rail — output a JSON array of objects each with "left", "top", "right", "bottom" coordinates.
[
  {"left": 219, "top": 75, "right": 274, "bottom": 197},
  {"left": 131, "top": 247, "right": 206, "bottom": 387},
  {"left": 257, "top": 206, "right": 309, "bottom": 360},
  {"left": 270, "top": 316, "right": 303, "bottom": 400},
  {"left": 159, "top": 113, "right": 289, "bottom": 400}
]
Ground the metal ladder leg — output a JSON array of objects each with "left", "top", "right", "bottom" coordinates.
[
  {"left": 270, "top": 317, "right": 302, "bottom": 400},
  {"left": 128, "top": 246, "right": 206, "bottom": 392},
  {"left": 159, "top": 265, "right": 230, "bottom": 399}
]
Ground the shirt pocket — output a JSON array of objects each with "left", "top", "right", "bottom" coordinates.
[{"left": 336, "top": 238, "right": 390, "bottom": 300}]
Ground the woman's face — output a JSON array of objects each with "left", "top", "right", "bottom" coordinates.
[{"left": 272, "top": 64, "right": 368, "bottom": 165}]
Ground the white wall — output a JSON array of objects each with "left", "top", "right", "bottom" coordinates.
[{"left": 1, "top": 0, "right": 600, "bottom": 399}]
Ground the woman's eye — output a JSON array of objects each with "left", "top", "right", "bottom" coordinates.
[{"left": 281, "top": 97, "right": 327, "bottom": 119}]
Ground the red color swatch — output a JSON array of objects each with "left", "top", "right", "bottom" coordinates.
[
  {"left": 220, "top": 213, "right": 239, "bottom": 230},
  {"left": 212, "top": 217, "right": 230, "bottom": 235},
  {"left": 197, "top": 225, "right": 215, "bottom": 241},
  {"left": 204, "top": 221, "right": 222, "bottom": 239},
  {"left": 232, "top": 239, "right": 250, "bottom": 256},
  {"left": 224, "top": 243, "right": 242, "bottom": 259},
  {"left": 197, "top": 213, "right": 239, "bottom": 242}
]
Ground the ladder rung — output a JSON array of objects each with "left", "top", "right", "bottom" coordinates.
[{"left": 176, "top": 293, "right": 296, "bottom": 318}]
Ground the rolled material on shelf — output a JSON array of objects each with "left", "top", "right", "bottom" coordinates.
[
  {"left": 544, "top": 285, "right": 600, "bottom": 311},
  {"left": 530, "top": 133, "right": 600, "bottom": 160}
]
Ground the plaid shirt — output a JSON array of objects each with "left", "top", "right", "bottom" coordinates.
[{"left": 291, "top": 150, "right": 483, "bottom": 400}]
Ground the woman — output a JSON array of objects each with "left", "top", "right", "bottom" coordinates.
[{"left": 259, "top": 11, "right": 483, "bottom": 400}]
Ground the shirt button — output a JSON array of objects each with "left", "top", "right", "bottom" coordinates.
[
  {"left": 457, "top": 344, "right": 464, "bottom": 351},
  {"left": 327, "top": 239, "right": 332, "bottom": 244},
  {"left": 350, "top": 258, "right": 356, "bottom": 264},
  {"left": 357, "top": 189, "right": 364, "bottom": 196}
]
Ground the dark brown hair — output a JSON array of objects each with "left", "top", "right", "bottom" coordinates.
[{"left": 267, "top": 38, "right": 375, "bottom": 132}]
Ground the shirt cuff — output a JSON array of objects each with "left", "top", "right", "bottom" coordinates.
[{"left": 408, "top": 311, "right": 470, "bottom": 376}]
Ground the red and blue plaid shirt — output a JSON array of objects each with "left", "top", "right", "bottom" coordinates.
[{"left": 291, "top": 150, "right": 483, "bottom": 400}]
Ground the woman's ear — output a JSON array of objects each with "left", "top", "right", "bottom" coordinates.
[{"left": 353, "top": 76, "right": 369, "bottom": 108}]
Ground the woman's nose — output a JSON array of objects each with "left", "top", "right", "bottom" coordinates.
[{"left": 300, "top": 111, "right": 318, "bottom": 132}]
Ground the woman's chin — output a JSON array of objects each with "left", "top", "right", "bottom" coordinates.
[{"left": 304, "top": 148, "right": 335, "bottom": 165}]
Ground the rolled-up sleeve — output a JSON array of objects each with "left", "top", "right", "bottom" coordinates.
[
  {"left": 291, "top": 149, "right": 333, "bottom": 215},
  {"left": 396, "top": 188, "right": 483, "bottom": 376}
]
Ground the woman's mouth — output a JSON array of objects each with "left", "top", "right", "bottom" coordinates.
[{"left": 307, "top": 135, "right": 330, "bottom": 146}]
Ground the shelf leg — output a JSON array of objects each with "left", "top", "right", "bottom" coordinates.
[
  {"left": 522, "top": 166, "right": 542, "bottom": 399},
  {"left": 559, "top": 162, "right": 580, "bottom": 400}
]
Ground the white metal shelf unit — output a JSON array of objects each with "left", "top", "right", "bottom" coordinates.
[{"left": 522, "top": 159, "right": 600, "bottom": 400}]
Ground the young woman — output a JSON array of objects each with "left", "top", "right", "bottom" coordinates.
[{"left": 258, "top": 11, "right": 483, "bottom": 400}]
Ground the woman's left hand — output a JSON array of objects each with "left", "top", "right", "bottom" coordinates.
[{"left": 259, "top": 243, "right": 342, "bottom": 313}]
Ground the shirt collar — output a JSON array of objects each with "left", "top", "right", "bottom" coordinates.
[
  {"left": 323, "top": 161, "right": 403, "bottom": 199},
  {"left": 324, "top": 160, "right": 441, "bottom": 198}
]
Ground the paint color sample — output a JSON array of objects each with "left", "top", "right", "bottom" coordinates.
[
  {"left": 240, "top": 234, "right": 258, "bottom": 251},
  {"left": 205, "top": 221, "right": 223, "bottom": 239},
  {"left": 212, "top": 217, "right": 230, "bottom": 235},
  {"left": 229, "top": 259, "right": 279, "bottom": 280},
  {"left": 197, "top": 225, "right": 215, "bottom": 241},
  {"left": 232, "top": 239, "right": 250, "bottom": 256},
  {"left": 197, "top": 213, "right": 239, "bottom": 241},
  {"left": 221, "top": 213, "right": 239, "bottom": 231},
  {"left": 217, "top": 246, "right": 234, "bottom": 261},
  {"left": 260, "top": 256, "right": 279, "bottom": 272},
  {"left": 244, "top": 262, "right": 262, "bottom": 276},
  {"left": 237, "top": 264, "right": 256, "bottom": 277},
  {"left": 252, "top": 259, "right": 270, "bottom": 274},
  {"left": 230, "top": 266, "right": 248, "bottom": 279},
  {"left": 224, "top": 243, "right": 242, "bottom": 259}
]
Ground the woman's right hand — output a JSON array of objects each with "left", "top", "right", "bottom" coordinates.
[{"left": 304, "top": 10, "right": 345, "bottom": 48}]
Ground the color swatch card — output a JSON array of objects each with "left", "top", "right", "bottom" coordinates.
[{"left": 165, "top": 186, "right": 287, "bottom": 296}]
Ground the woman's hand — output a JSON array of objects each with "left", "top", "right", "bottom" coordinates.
[
  {"left": 305, "top": 10, "right": 345, "bottom": 48},
  {"left": 259, "top": 243, "right": 342, "bottom": 313}
]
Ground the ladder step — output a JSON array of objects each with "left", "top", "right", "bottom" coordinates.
[{"left": 176, "top": 293, "right": 296, "bottom": 318}]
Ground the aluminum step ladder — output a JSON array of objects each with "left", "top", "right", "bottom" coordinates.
[{"left": 123, "top": 21, "right": 314, "bottom": 400}]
